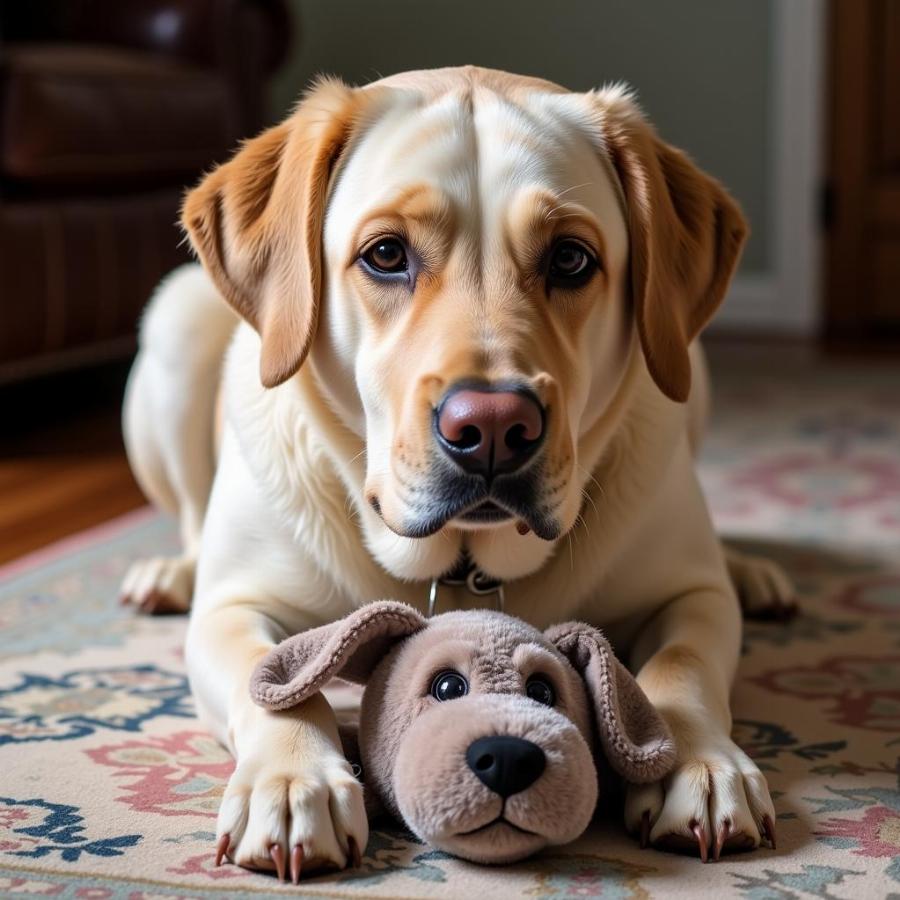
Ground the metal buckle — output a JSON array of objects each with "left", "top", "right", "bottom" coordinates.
[{"left": 428, "top": 562, "right": 505, "bottom": 617}]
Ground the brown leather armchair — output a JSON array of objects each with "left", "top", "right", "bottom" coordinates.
[{"left": 0, "top": 0, "right": 291, "bottom": 381}]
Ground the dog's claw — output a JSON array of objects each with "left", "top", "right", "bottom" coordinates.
[
  {"left": 290, "top": 844, "right": 303, "bottom": 885},
  {"left": 691, "top": 821, "right": 709, "bottom": 863},
  {"left": 269, "top": 843, "right": 285, "bottom": 882},
  {"left": 713, "top": 820, "right": 729, "bottom": 861},
  {"left": 347, "top": 835, "right": 362, "bottom": 868},
  {"left": 763, "top": 814, "right": 777, "bottom": 849},
  {"left": 639, "top": 810, "right": 651, "bottom": 849},
  {"left": 215, "top": 833, "right": 230, "bottom": 867}
]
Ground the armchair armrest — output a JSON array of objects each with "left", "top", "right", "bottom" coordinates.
[{"left": 0, "top": 0, "right": 292, "bottom": 74}]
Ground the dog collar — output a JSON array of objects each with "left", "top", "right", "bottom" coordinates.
[{"left": 428, "top": 551, "right": 505, "bottom": 616}]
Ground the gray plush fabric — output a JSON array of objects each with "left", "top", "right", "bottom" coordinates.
[
  {"left": 250, "top": 601, "right": 675, "bottom": 864},
  {"left": 250, "top": 602, "right": 427, "bottom": 709},
  {"left": 546, "top": 622, "right": 677, "bottom": 783}
]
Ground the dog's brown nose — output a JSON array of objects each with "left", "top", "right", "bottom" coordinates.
[{"left": 435, "top": 386, "right": 544, "bottom": 476}]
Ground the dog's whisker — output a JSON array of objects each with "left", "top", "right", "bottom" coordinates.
[
  {"left": 348, "top": 447, "right": 367, "bottom": 466},
  {"left": 544, "top": 200, "right": 582, "bottom": 218},
  {"left": 555, "top": 181, "right": 593, "bottom": 198},
  {"left": 580, "top": 487, "right": 600, "bottom": 520},
  {"left": 344, "top": 493, "right": 361, "bottom": 522},
  {"left": 546, "top": 212, "right": 584, "bottom": 222},
  {"left": 574, "top": 513, "right": 590, "bottom": 542},
  {"left": 543, "top": 199, "right": 585, "bottom": 222},
  {"left": 576, "top": 463, "right": 606, "bottom": 502}
]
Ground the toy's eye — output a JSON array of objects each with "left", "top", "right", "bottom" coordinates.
[
  {"left": 431, "top": 670, "right": 469, "bottom": 701},
  {"left": 525, "top": 675, "right": 555, "bottom": 706}
]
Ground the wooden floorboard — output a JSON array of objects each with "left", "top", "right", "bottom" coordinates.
[{"left": 0, "top": 362, "right": 146, "bottom": 565}]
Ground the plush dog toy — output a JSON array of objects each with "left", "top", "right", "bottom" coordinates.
[{"left": 250, "top": 601, "right": 676, "bottom": 864}]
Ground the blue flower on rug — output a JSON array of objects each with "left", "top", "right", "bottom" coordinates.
[
  {"left": 732, "top": 719, "right": 846, "bottom": 772},
  {"left": 730, "top": 863, "right": 866, "bottom": 898},
  {"left": 743, "top": 611, "right": 862, "bottom": 650},
  {"left": 336, "top": 828, "right": 450, "bottom": 885},
  {"left": 804, "top": 784, "right": 899, "bottom": 817},
  {"left": 0, "top": 665, "right": 193, "bottom": 745},
  {"left": 0, "top": 796, "right": 141, "bottom": 861}
]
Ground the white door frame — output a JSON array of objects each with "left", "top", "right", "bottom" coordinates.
[{"left": 711, "top": 0, "right": 826, "bottom": 336}]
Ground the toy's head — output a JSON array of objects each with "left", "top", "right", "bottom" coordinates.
[{"left": 251, "top": 601, "right": 675, "bottom": 864}]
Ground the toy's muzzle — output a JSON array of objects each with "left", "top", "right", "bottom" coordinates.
[{"left": 390, "top": 693, "right": 598, "bottom": 864}]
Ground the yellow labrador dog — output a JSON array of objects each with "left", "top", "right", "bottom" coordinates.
[{"left": 122, "top": 67, "right": 794, "bottom": 879}]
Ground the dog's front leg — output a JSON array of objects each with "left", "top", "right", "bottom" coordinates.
[
  {"left": 186, "top": 603, "right": 367, "bottom": 880},
  {"left": 623, "top": 589, "right": 776, "bottom": 860}
]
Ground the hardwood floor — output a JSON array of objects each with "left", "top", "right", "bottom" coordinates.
[{"left": 0, "top": 362, "right": 147, "bottom": 565}]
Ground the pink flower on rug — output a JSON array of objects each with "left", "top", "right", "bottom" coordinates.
[
  {"left": 0, "top": 877, "right": 64, "bottom": 895},
  {"left": 129, "top": 893, "right": 209, "bottom": 899},
  {"left": 0, "top": 805, "right": 34, "bottom": 828},
  {"left": 85, "top": 731, "right": 233, "bottom": 817},
  {"left": 166, "top": 851, "right": 253, "bottom": 880},
  {"left": 0, "top": 836, "right": 40, "bottom": 853},
  {"left": 816, "top": 806, "right": 900, "bottom": 858},
  {"left": 730, "top": 452, "right": 900, "bottom": 510},
  {"left": 750, "top": 655, "right": 900, "bottom": 732},
  {"left": 837, "top": 576, "right": 900, "bottom": 616}
]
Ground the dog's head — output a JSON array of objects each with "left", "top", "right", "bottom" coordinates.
[
  {"left": 250, "top": 600, "right": 675, "bottom": 863},
  {"left": 183, "top": 67, "right": 747, "bottom": 579}
]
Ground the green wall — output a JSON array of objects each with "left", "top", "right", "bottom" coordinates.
[{"left": 272, "top": 1, "right": 772, "bottom": 274}]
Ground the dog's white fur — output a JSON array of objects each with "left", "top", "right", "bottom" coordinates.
[{"left": 123, "top": 67, "right": 787, "bottom": 872}]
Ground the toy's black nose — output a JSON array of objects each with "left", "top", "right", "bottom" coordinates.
[{"left": 465, "top": 736, "right": 546, "bottom": 798}]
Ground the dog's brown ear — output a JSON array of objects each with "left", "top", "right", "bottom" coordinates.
[
  {"left": 250, "top": 601, "right": 427, "bottom": 711},
  {"left": 182, "top": 78, "right": 370, "bottom": 388},
  {"left": 546, "top": 621, "right": 676, "bottom": 783},
  {"left": 595, "top": 88, "right": 748, "bottom": 402}
]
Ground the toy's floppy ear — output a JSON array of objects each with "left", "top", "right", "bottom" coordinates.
[
  {"left": 250, "top": 601, "right": 427, "bottom": 711},
  {"left": 594, "top": 87, "right": 748, "bottom": 402},
  {"left": 546, "top": 621, "right": 676, "bottom": 783},
  {"left": 182, "top": 77, "right": 375, "bottom": 388}
]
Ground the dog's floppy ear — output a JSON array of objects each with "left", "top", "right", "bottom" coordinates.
[
  {"left": 250, "top": 601, "right": 427, "bottom": 711},
  {"left": 182, "top": 78, "right": 371, "bottom": 388},
  {"left": 546, "top": 621, "right": 676, "bottom": 783},
  {"left": 595, "top": 88, "right": 748, "bottom": 402}
]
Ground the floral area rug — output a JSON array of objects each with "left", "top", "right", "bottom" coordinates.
[{"left": 1, "top": 364, "right": 899, "bottom": 899}]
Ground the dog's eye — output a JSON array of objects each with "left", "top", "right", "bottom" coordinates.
[
  {"left": 431, "top": 670, "right": 469, "bottom": 701},
  {"left": 548, "top": 240, "right": 596, "bottom": 285},
  {"left": 525, "top": 675, "right": 555, "bottom": 706},
  {"left": 361, "top": 237, "right": 408, "bottom": 274}
]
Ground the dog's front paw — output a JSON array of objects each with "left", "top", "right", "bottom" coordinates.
[
  {"left": 624, "top": 737, "right": 776, "bottom": 861},
  {"left": 215, "top": 751, "right": 367, "bottom": 882},
  {"left": 119, "top": 554, "right": 195, "bottom": 614},
  {"left": 726, "top": 547, "right": 797, "bottom": 621}
]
